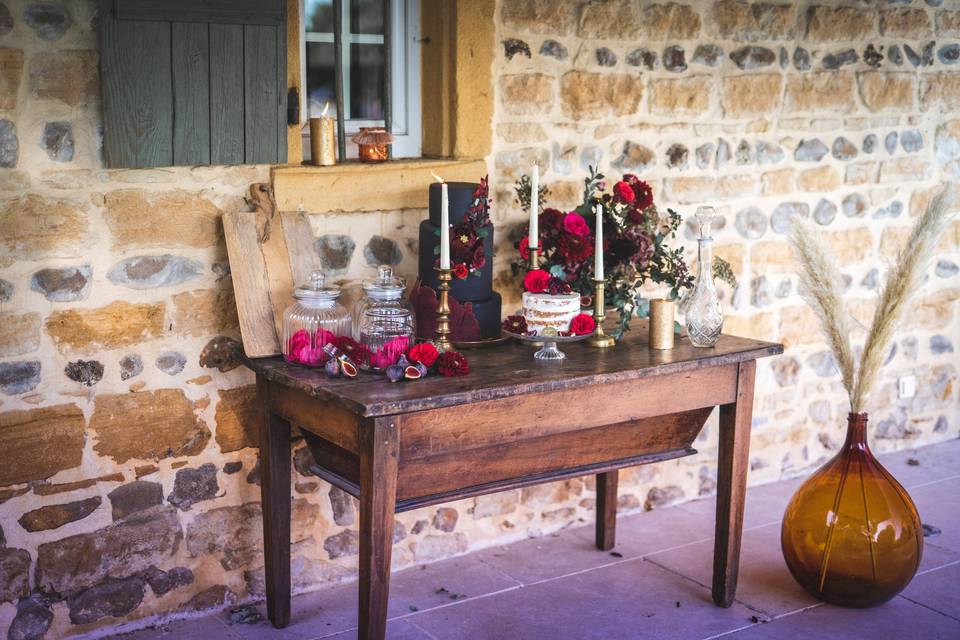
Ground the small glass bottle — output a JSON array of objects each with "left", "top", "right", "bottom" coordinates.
[
  {"left": 282, "top": 270, "right": 352, "bottom": 366},
  {"left": 685, "top": 206, "right": 723, "bottom": 347},
  {"left": 355, "top": 266, "right": 416, "bottom": 369}
]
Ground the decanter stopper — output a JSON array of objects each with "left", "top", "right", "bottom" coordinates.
[
  {"left": 309, "top": 270, "right": 325, "bottom": 289},
  {"left": 377, "top": 265, "right": 393, "bottom": 282},
  {"left": 695, "top": 206, "right": 717, "bottom": 240}
]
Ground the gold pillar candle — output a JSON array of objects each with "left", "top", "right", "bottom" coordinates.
[
  {"left": 309, "top": 117, "right": 336, "bottom": 166},
  {"left": 649, "top": 299, "right": 675, "bottom": 350}
]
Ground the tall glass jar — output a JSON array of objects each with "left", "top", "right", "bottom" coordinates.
[
  {"left": 685, "top": 206, "right": 724, "bottom": 347},
  {"left": 282, "top": 270, "right": 352, "bottom": 367},
  {"left": 355, "top": 266, "right": 416, "bottom": 369}
]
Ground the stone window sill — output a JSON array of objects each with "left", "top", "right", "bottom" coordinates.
[{"left": 270, "top": 157, "right": 487, "bottom": 213}]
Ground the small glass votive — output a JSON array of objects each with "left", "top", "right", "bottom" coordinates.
[
  {"left": 352, "top": 127, "right": 393, "bottom": 163},
  {"left": 649, "top": 298, "right": 675, "bottom": 350}
]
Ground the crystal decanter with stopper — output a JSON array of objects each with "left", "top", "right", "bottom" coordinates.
[{"left": 685, "top": 206, "right": 723, "bottom": 347}]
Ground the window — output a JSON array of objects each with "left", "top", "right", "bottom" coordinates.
[{"left": 301, "top": 0, "right": 421, "bottom": 159}]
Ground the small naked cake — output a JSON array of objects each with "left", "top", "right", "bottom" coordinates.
[{"left": 522, "top": 291, "right": 580, "bottom": 335}]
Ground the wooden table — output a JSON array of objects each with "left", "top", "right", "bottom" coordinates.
[{"left": 247, "top": 332, "right": 782, "bottom": 639}]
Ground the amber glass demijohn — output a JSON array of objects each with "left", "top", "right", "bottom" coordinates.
[{"left": 781, "top": 412, "right": 923, "bottom": 607}]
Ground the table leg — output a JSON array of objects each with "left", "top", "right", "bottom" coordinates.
[
  {"left": 259, "top": 400, "right": 292, "bottom": 627},
  {"left": 358, "top": 417, "right": 399, "bottom": 640},
  {"left": 712, "top": 360, "right": 756, "bottom": 608},
  {"left": 595, "top": 470, "right": 618, "bottom": 551}
]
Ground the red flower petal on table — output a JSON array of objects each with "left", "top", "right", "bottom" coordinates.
[
  {"left": 408, "top": 342, "right": 439, "bottom": 368},
  {"left": 523, "top": 269, "right": 551, "bottom": 293},
  {"left": 502, "top": 315, "right": 527, "bottom": 334},
  {"left": 570, "top": 313, "right": 596, "bottom": 336},
  {"left": 437, "top": 350, "right": 470, "bottom": 377}
]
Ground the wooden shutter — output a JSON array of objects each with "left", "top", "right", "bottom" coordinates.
[{"left": 99, "top": 0, "right": 287, "bottom": 168}]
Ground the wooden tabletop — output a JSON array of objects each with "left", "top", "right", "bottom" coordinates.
[{"left": 245, "top": 332, "right": 783, "bottom": 417}]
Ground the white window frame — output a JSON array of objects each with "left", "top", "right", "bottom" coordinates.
[{"left": 301, "top": 0, "right": 421, "bottom": 159}]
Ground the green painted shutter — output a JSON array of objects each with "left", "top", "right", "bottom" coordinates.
[{"left": 99, "top": 0, "right": 287, "bottom": 168}]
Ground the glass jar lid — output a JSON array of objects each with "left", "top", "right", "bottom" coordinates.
[
  {"left": 293, "top": 270, "right": 341, "bottom": 302},
  {"left": 362, "top": 265, "right": 405, "bottom": 300}
]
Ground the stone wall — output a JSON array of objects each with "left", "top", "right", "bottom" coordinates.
[{"left": 0, "top": 0, "right": 958, "bottom": 638}]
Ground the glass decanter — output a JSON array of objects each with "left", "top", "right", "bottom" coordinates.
[{"left": 685, "top": 206, "right": 723, "bottom": 347}]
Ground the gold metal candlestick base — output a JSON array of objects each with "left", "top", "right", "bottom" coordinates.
[
  {"left": 435, "top": 267, "right": 454, "bottom": 352},
  {"left": 587, "top": 279, "right": 615, "bottom": 348},
  {"left": 528, "top": 247, "right": 540, "bottom": 272}
]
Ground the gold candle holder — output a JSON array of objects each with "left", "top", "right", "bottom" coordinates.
[
  {"left": 587, "top": 279, "right": 615, "bottom": 348},
  {"left": 435, "top": 267, "right": 453, "bottom": 352},
  {"left": 649, "top": 298, "right": 675, "bottom": 350},
  {"left": 309, "top": 117, "right": 336, "bottom": 166},
  {"left": 528, "top": 246, "right": 539, "bottom": 272}
]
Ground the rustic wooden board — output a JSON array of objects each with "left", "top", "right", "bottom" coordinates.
[
  {"left": 244, "top": 24, "right": 280, "bottom": 164},
  {"left": 223, "top": 185, "right": 296, "bottom": 357},
  {"left": 209, "top": 24, "right": 245, "bottom": 164},
  {"left": 172, "top": 22, "right": 211, "bottom": 165}
]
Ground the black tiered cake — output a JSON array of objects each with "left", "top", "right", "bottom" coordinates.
[{"left": 417, "top": 181, "right": 502, "bottom": 338}]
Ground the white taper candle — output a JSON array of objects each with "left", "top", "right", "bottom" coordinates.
[
  {"left": 594, "top": 203, "right": 603, "bottom": 281},
  {"left": 528, "top": 163, "right": 539, "bottom": 250},
  {"left": 439, "top": 180, "right": 450, "bottom": 269}
]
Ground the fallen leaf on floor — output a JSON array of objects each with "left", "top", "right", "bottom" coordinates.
[
  {"left": 609, "top": 551, "right": 623, "bottom": 558},
  {"left": 409, "top": 605, "right": 419, "bottom": 612},
  {"left": 907, "top": 458, "right": 920, "bottom": 466},
  {"left": 922, "top": 523, "right": 941, "bottom": 537}
]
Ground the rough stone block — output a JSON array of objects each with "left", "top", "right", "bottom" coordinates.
[
  {"left": 18, "top": 497, "right": 101, "bottom": 532},
  {"left": 0, "top": 312, "right": 41, "bottom": 357},
  {"left": 0, "top": 360, "right": 41, "bottom": 395},
  {"left": 577, "top": 0, "right": 641, "bottom": 39},
  {"left": 641, "top": 2, "right": 702, "bottom": 40},
  {"left": 721, "top": 74, "right": 782, "bottom": 117},
  {"left": 215, "top": 385, "right": 262, "bottom": 453},
  {"left": 499, "top": 73, "right": 554, "bottom": 115},
  {"left": 805, "top": 5, "right": 874, "bottom": 42},
  {"left": 29, "top": 50, "right": 98, "bottom": 106},
  {"left": 936, "top": 10, "right": 960, "bottom": 37},
  {"left": 107, "top": 255, "right": 202, "bottom": 289},
  {"left": 560, "top": 71, "right": 643, "bottom": 120},
  {"left": 501, "top": 0, "right": 576, "bottom": 36},
  {"left": 761, "top": 169, "right": 795, "bottom": 196},
  {"left": 880, "top": 157, "right": 931, "bottom": 182},
  {"left": 0, "top": 194, "right": 87, "bottom": 261},
  {"left": 0, "top": 47, "right": 24, "bottom": 110},
  {"left": 649, "top": 76, "right": 710, "bottom": 116},
  {"left": 102, "top": 189, "right": 230, "bottom": 250},
  {"left": 709, "top": 0, "right": 795, "bottom": 41},
  {"left": 90, "top": 389, "right": 210, "bottom": 464},
  {"left": 107, "top": 481, "right": 163, "bottom": 521},
  {"left": 880, "top": 7, "right": 932, "bottom": 37},
  {"left": 170, "top": 288, "right": 239, "bottom": 338},
  {"left": 23, "top": 3, "right": 73, "bottom": 40},
  {"left": 0, "top": 548, "right": 30, "bottom": 603},
  {"left": 46, "top": 301, "right": 164, "bottom": 354},
  {"left": 186, "top": 502, "right": 262, "bottom": 570},
  {"left": 798, "top": 166, "right": 841, "bottom": 192},
  {"left": 785, "top": 72, "right": 855, "bottom": 113},
  {"left": 30, "top": 265, "right": 91, "bottom": 301},
  {"left": 167, "top": 463, "right": 218, "bottom": 511},
  {"left": 0, "top": 404, "right": 84, "bottom": 485},
  {"left": 858, "top": 72, "right": 915, "bottom": 112},
  {"left": 0, "top": 118, "right": 16, "bottom": 168}
]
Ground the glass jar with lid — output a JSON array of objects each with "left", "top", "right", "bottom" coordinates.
[
  {"left": 282, "top": 270, "right": 352, "bottom": 367},
  {"left": 355, "top": 265, "right": 416, "bottom": 369}
]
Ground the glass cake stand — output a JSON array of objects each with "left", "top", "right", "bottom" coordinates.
[{"left": 503, "top": 328, "right": 590, "bottom": 361}]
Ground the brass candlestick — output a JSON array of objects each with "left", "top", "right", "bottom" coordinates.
[
  {"left": 587, "top": 279, "right": 616, "bottom": 348},
  {"left": 435, "top": 267, "right": 453, "bottom": 352},
  {"left": 528, "top": 246, "right": 539, "bottom": 272}
]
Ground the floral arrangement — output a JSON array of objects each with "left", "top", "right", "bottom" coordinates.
[
  {"left": 285, "top": 328, "right": 469, "bottom": 380},
  {"left": 434, "top": 176, "right": 492, "bottom": 280},
  {"left": 513, "top": 168, "right": 734, "bottom": 337},
  {"left": 501, "top": 312, "right": 596, "bottom": 337}
]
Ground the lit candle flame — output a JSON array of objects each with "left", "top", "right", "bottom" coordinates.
[
  {"left": 431, "top": 171, "right": 444, "bottom": 183},
  {"left": 321, "top": 102, "right": 329, "bottom": 117}
]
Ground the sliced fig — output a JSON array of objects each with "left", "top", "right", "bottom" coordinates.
[
  {"left": 340, "top": 358, "right": 359, "bottom": 378},
  {"left": 415, "top": 362, "right": 428, "bottom": 378},
  {"left": 404, "top": 365, "right": 422, "bottom": 380}
]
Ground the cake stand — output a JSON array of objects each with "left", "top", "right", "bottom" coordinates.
[{"left": 503, "top": 329, "right": 590, "bottom": 361}]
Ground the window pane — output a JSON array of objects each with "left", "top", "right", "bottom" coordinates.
[
  {"left": 350, "top": 0, "right": 384, "bottom": 35},
  {"left": 306, "top": 42, "right": 336, "bottom": 117},
  {"left": 349, "top": 43, "right": 384, "bottom": 119},
  {"left": 305, "top": 0, "right": 334, "bottom": 33}
]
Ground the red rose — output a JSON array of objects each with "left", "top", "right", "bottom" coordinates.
[
  {"left": 632, "top": 179, "right": 654, "bottom": 210},
  {"left": 524, "top": 269, "right": 551, "bottom": 293},
  {"left": 540, "top": 208, "right": 565, "bottom": 231},
  {"left": 519, "top": 236, "right": 530, "bottom": 260},
  {"left": 614, "top": 181, "right": 635, "bottom": 203},
  {"left": 570, "top": 313, "right": 596, "bottom": 336},
  {"left": 557, "top": 233, "right": 594, "bottom": 264},
  {"left": 408, "top": 342, "right": 439, "bottom": 367},
  {"left": 437, "top": 350, "right": 470, "bottom": 377},
  {"left": 453, "top": 263, "right": 468, "bottom": 279},
  {"left": 563, "top": 212, "right": 590, "bottom": 237}
]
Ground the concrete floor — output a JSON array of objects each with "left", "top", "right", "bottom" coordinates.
[{"left": 110, "top": 438, "right": 960, "bottom": 640}]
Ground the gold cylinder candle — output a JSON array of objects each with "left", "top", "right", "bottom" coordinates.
[
  {"left": 649, "top": 299, "right": 675, "bottom": 350},
  {"left": 309, "top": 117, "right": 336, "bottom": 166}
]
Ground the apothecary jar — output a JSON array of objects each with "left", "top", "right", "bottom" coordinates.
[
  {"left": 355, "top": 265, "right": 416, "bottom": 369},
  {"left": 282, "top": 270, "right": 352, "bottom": 366}
]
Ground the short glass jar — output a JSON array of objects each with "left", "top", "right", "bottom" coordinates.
[
  {"left": 355, "top": 266, "right": 415, "bottom": 369},
  {"left": 282, "top": 270, "right": 352, "bottom": 367}
]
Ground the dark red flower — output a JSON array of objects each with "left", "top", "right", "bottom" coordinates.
[
  {"left": 519, "top": 236, "right": 530, "bottom": 260},
  {"left": 563, "top": 212, "right": 590, "bottom": 237},
  {"left": 502, "top": 315, "right": 527, "bottom": 334},
  {"left": 627, "top": 207, "right": 647, "bottom": 225},
  {"left": 408, "top": 342, "right": 439, "bottom": 367},
  {"left": 335, "top": 336, "right": 371, "bottom": 367},
  {"left": 631, "top": 179, "right": 654, "bottom": 210},
  {"left": 472, "top": 244, "right": 486, "bottom": 269},
  {"left": 437, "top": 350, "right": 470, "bottom": 377},
  {"left": 540, "top": 208, "right": 565, "bottom": 231},
  {"left": 570, "top": 313, "right": 596, "bottom": 335},
  {"left": 451, "top": 224, "right": 477, "bottom": 253},
  {"left": 558, "top": 233, "right": 594, "bottom": 264},
  {"left": 614, "top": 181, "right": 635, "bottom": 203},
  {"left": 524, "top": 269, "right": 551, "bottom": 293},
  {"left": 453, "top": 263, "right": 468, "bottom": 279}
]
